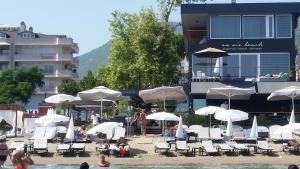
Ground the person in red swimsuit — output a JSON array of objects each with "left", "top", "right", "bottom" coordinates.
[{"left": 11, "top": 149, "right": 34, "bottom": 169}]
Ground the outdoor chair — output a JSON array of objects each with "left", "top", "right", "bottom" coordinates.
[
  {"left": 201, "top": 140, "right": 218, "bottom": 156},
  {"left": 154, "top": 142, "right": 171, "bottom": 154},
  {"left": 112, "top": 127, "right": 126, "bottom": 141},
  {"left": 210, "top": 128, "right": 222, "bottom": 141},
  {"left": 232, "top": 143, "right": 250, "bottom": 155},
  {"left": 269, "top": 125, "right": 282, "bottom": 142},
  {"left": 257, "top": 140, "right": 274, "bottom": 154},
  {"left": 30, "top": 127, "right": 46, "bottom": 140},
  {"left": 56, "top": 144, "right": 71, "bottom": 154},
  {"left": 71, "top": 143, "right": 85, "bottom": 153},
  {"left": 217, "top": 142, "right": 234, "bottom": 154},
  {"left": 187, "top": 125, "right": 202, "bottom": 141},
  {"left": 175, "top": 140, "right": 190, "bottom": 154},
  {"left": 44, "top": 127, "right": 57, "bottom": 141},
  {"left": 197, "top": 127, "right": 209, "bottom": 141},
  {"left": 33, "top": 139, "right": 48, "bottom": 154}
]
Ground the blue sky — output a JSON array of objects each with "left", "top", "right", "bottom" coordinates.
[{"left": 2, "top": 0, "right": 300, "bottom": 55}]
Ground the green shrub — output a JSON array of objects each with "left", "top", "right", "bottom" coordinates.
[
  {"left": 182, "top": 113, "right": 208, "bottom": 126},
  {"left": 256, "top": 114, "right": 272, "bottom": 126}
]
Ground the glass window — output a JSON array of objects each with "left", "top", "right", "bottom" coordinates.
[
  {"left": 241, "top": 54, "right": 257, "bottom": 77},
  {"left": 192, "top": 55, "right": 216, "bottom": 77},
  {"left": 43, "top": 64, "right": 54, "bottom": 75},
  {"left": 0, "top": 33, "right": 6, "bottom": 39},
  {"left": 210, "top": 16, "right": 241, "bottom": 38},
  {"left": 222, "top": 54, "right": 239, "bottom": 79},
  {"left": 193, "top": 99, "right": 206, "bottom": 111},
  {"left": 243, "top": 16, "right": 266, "bottom": 38},
  {"left": 260, "top": 53, "right": 290, "bottom": 76},
  {"left": 276, "top": 15, "right": 292, "bottom": 38},
  {"left": 20, "top": 32, "right": 35, "bottom": 38},
  {"left": 41, "top": 79, "right": 54, "bottom": 92}
]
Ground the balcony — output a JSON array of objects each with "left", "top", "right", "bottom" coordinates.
[
  {"left": 14, "top": 53, "right": 74, "bottom": 62},
  {"left": 0, "top": 54, "right": 10, "bottom": 62},
  {"left": 44, "top": 70, "right": 77, "bottom": 79}
]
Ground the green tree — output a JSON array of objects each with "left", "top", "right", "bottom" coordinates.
[
  {"left": 79, "top": 70, "right": 96, "bottom": 90},
  {"left": 0, "top": 67, "right": 44, "bottom": 104},
  {"left": 58, "top": 81, "right": 80, "bottom": 96}
]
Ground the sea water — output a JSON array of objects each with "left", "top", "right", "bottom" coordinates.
[{"left": 2, "top": 164, "right": 288, "bottom": 169}]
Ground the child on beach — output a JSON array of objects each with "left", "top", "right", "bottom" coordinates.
[{"left": 98, "top": 155, "right": 110, "bottom": 167}]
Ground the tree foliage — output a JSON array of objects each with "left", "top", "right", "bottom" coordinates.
[
  {"left": 0, "top": 67, "right": 44, "bottom": 104},
  {"left": 58, "top": 81, "right": 80, "bottom": 96},
  {"left": 79, "top": 70, "right": 96, "bottom": 91},
  {"left": 97, "top": 9, "right": 180, "bottom": 90}
]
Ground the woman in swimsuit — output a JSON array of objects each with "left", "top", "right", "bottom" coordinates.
[{"left": 11, "top": 149, "right": 34, "bottom": 169}]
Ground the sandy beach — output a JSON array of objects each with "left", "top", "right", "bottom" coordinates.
[{"left": 4, "top": 135, "right": 300, "bottom": 166}]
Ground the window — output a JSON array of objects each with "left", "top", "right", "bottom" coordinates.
[
  {"left": 41, "top": 79, "right": 55, "bottom": 92},
  {"left": 276, "top": 15, "right": 292, "bottom": 38},
  {"left": 193, "top": 99, "right": 206, "bottom": 111},
  {"left": 243, "top": 15, "right": 274, "bottom": 38},
  {"left": 241, "top": 54, "right": 257, "bottom": 77},
  {"left": 260, "top": 53, "right": 290, "bottom": 76},
  {"left": 210, "top": 16, "right": 241, "bottom": 39},
  {"left": 222, "top": 54, "right": 239, "bottom": 79},
  {"left": 20, "top": 32, "right": 35, "bottom": 38},
  {"left": 43, "top": 64, "right": 54, "bottom": 75},
  {"left": 0, "top": 32, "right": 6, "bottom": 39}
]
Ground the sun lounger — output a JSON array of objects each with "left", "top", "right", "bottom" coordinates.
[
  {"left": 187, "top": 125, "right": 202, "bottom": 141},
  {"left": 217, "top": 143, "right": 234, "bottom": 154},
  {"left": 210, "top": 128, "right": 222, "bottom": 141},
  {"left": 154, "top": 142, "right": 170, "bottom": 154},
  {"left": 175, "top": 140, "right": 190, "bottom": 154},
  {"left": 9, "top": 141, "right": 25, "bottom": 151},
  {"left": 30, "top": 127, "right": 46, "bottom": 140},
  {"left": 257, "top": 140, "right": 274, "bottom": 154},
  {"left": 56, "top": 144, "right": 71, "bottom": 153},
  {"left": 201, "top": 140, "right": 218, "bottom": 155},
  {"left": 232, "top": 144, "right": 250, "bottom": 155},
  {"left": 103, "top": 127, "right": 114, "bottom": 140},
  {"left": 197, "top": 127, "right": 209, "bottom": 141},
  {"left": 33, "top": 139, "right": 48, "bottom": 154},
  {"left": 258, "top": 126, "right": 269, "bottom": 138},
  {"left": 232, "top": 131, "right": 245, "bottom": 142},
  {"left": 112, "top": 127, "right": 126, "bottom": 141},
  {"left": 71, "top": 143, "right": 85, "bottom": 153},
  {"left": 44, "top": 127, "right": 57, "bottom": 141},
  {"left": 269, "top": 125, "right": 282, "bottom": 142}
]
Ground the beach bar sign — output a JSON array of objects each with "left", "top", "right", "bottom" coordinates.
[{"left": 220, "top": 41, "right": 263, "bottom": 51}]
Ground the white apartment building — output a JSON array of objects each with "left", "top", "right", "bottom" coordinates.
[{"left": 0, "top": 22, "right": 78, "bottom": 109}]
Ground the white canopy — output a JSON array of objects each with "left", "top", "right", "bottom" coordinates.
[
  {"left": 207, "top": 86, "right": 255, "bottom": 109},
  {"left": 195, "top": 106, "right": 225, "bottom": 116},
  {"left": 35, "top": 114, "right": 69, "bottom": 126},
  {"left": 139, "top": 86, "right": 187, "bottom": 110},
  {"left": 146, "top": 112, "right": 179, "bottom": 121},
  {"left": 268, "top": 86, "right": 300, "bottom": 101},
  {"left": 65, "top": 116, "right": 75, "bottom": 141},
  {"left": 78, "top": 86, "right": 121, "bottom": 101},
  {"left": 175, "top": 116, "right": 184, "bottom": 139},
  {"left": 249, "top": 116, "right": 258, "bottom": 139},
  {"left": 275, "top": 123, "right": 300, "bottom": 136},
  {"left": 45, "top": 94, "right": 75, "bottom": 104},
  {"left": 214, "top": 109, "right": 249, "bottom": 122},
  {"left": 0, "top": 110, "right": 23, "bottom": 130},
  {"left": 86, "top": 122, "right": 123, "bottom": 135}
]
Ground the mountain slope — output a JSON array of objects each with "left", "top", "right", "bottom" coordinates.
[{"left": 77, "top": 41, "right": 111, "bottom": 79}]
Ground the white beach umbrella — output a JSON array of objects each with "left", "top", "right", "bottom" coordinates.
[
  {"left": 175, "top": 116, "right": 184, "bottom": 139},
  {"left": 214, "top": 109, "right": 249, "bottom": 122},
  {"left": 35, "top": 114, "right": 69, "bottom": 125},
  {"left": 45, "top": 94, "right": 75, "bottom": 104},
  {"left": 226, "top": 116, "right": 233, "bottom": 137},
  {"left": 195, "top": 106, "right": 225, "bottom": 138},
  {"left": 86, "top": 122, "right": 123, "bottom": 135},
  {"left": 207, "top": 86, "right": 255, "bottom": 109},
  {"left": 65, "top": 116, "right": 75, "bottom": 142},
  {"left": 268, "top": 86, "right": 300, "bottom": 118},
  {"left": 249, "top": 116, "right": 258, "bottom": 139},
  {"left": 78, "top": 86, "right": 121, "bottom": 121},
  {"left": 290, "top": 109, "right": 295, "bottom": 124},
  {"left": 275, "top": 123, "right": 300, "bottom": 140},
  {"left": 146, "top": 112, "right": 179, "bottom": 121},
  {"left": 213, "top": 58, "right": 221, "bottom": 74},
  {"left": 139, "top": 86, "right": 187, "bottom": 111}
]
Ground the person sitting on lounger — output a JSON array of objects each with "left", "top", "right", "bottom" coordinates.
[
  {"left": 98, "top": 155, "right": 110, "bottom": 167},
  {"left": 80, "top": 125, "right": 87, "bottom": 140},
  {"left": 118, "top": 143, "right": 130, "bottom": 157}
]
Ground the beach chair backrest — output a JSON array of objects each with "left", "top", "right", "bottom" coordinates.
[
  {"left": 269, "top": 125, "right": 282, "bottom": 139},
  {"left": 44, "top": 127, "right": 57, "bottom": 140},
  {"left": 257, "top": 126, "right": 269, "bottom": 133},
  {"left": 34, "top": 138, "right": 47, "bottom": 148},
  {"left": 198, "top": 127, "right": 209, "bottom": 140},
  {"left": 32, "top": 127, "right": 46, "bottom": 139},
  {"left": 210, "top": 128, "right": 222, "bottom": 139},
  {"left": 257, "top": 140, "right": 268, "bottom": 147},
  {"left": 202, "top": 140, "right": 213, "bottom": 148},
  {"left": 176, "top": 140, "right": 187, "bottom": 149}
]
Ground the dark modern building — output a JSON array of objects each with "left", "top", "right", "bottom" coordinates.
[{"left": 181, "top": 2, "right": 300, "bottom": 117}]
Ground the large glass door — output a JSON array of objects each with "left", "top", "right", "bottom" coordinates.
[{"left": 241, "top": 54, "right": 257, "bottom": 78}]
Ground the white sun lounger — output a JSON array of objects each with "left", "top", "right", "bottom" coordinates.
[
  {"left": 44, "top": 127, "right": 57, "bottom": 140},
  {"left": 232, "top": 144, "right": 250, "bottom": 155},
  {"left": 197, "top": 127, "right": 209, "bottom": 141},
  {"left": 33, "top": 139, "right": 48, "bottom": 153},
  {"left": 112, "top": 127, "right": 126, "bottom": 141},
  {"left": 217, "top": 142, "right": 233, "bottom": 154},
  {"left": 257, "top": 140, "right": 274, "bottom": 154},
  {"left": 201, "top": 140, "right": 218, "bottom": 155},
  {"left": 155, "top": 142, "right": 170, "bottom": 154},
  {"left": 269, "top": 125, "right": 282, "bottom": 141},
  {"left": 71, "top": 143, "right": 85, "bottom": 153},
  {"left": 9, "top": 141, "right": 25, "bottom": 151},
  {"left": 56, "top": 144, "right": 71, "bottom": 153},
  {"left": 31, "top": 127, "right": 46, "bottom": 140},
  {"left": 175, "top": 140, "right": 190, "bottom": 154},
  {"left": 210, "top": 128, "right": 222, "bottom": 141}
]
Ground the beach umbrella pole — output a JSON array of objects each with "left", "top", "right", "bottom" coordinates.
[
  {"left": 163, "top": 98, "right": 166, "bottom": 111},
  {"left": 101, "top": 98, "right": 103, "bottom": 122},
  {"left": 228, "top": 93, "right": 231, "bottom": 109},
  {"left": 209, "top": 114, "right": 211, "bottom": 138},
  {"left": 292, "top": 96, "right": 295, "bottom": 112}
]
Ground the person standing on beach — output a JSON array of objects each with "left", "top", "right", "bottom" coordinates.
[
  {"left": 91, "top": 111, "right": 100, "bottom": 127},
  {"left": 139, "top": 109, "right": 147, "bottom": 136},
  {"left": 0, "top": 136, "right": 9, "bottom": 167}
]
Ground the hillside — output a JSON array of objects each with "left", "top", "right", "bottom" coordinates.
[{"left": 76, "top": 41, "right": 111, "bottom": 79}]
